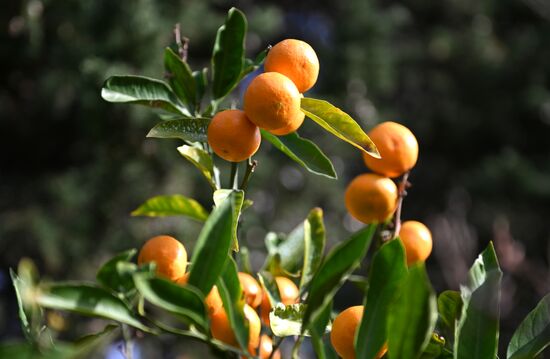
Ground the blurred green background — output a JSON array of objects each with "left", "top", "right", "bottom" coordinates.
[{"left": 2, "top": 0, "right": 550, "bottom": 357}]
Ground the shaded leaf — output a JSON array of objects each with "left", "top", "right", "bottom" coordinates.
[
  {"left": 261, "top": 130, "right": 337, "bottom": 179},
  {"left": 213, "top": 189, "right": 244, "bottom": 251},
  {"left": 212, "top": 8, "right": 247, "bottom": 99},
  {"left": 10, "top": 269, "right": 33, "bottom": 341},
  {"left": 131, "top": 194, "right": 208, "bottom": 221},
  {"left": 301, "top": 225, "right": 376, "bottom": 333},
  {"left": 187, "top": 191, "right": 237, "bottom": 295},
  {"left": 35, "top": 283, "right": 151, "bottom": 332},
  {"left": 387, "top": 263, "right": 438, "bottom": 359},
  {"left": 264, "top": 224, "right": 305, "bottom": 276},
  {"left": 258, "top": 271, "right": 281, "bottom": 306},
  {"left": 507, "top": 293, "right": 550, "bottom": 359},
  {"left": 101, "top": 75, "right": 187, "bottom": 115},
  {"left": 216, "top": 258, "right": 249, "bottom": 352},
  {"left": 177, "top": 144, "right": 217, "bottom": 190},
  {"left": 356, "top": 239, "right": 407, "bottom": 359},
  {"left": 193, "top": 68, "right": 208, "bottom": 108},
  {"left": 133, "top": 274, "right": 207, "bottom": 331},
  {"left": 437, "top": 290, "right": 462, "bottom": 342},
  {"left": 300, "top": 97, "right": 379, "bottom": 157},
  {"left": 96, "top": 249, "right": 137, "bottom": 293},
  {"left": 454, "top": 242, "right": 502, "bottom": 359},
  {"left": 310, "top": 302, "right": 335, "bottom": 359},
  {"left": 164, "top": 47, "right": 196, "bottom": 111},
  {"left": 146, "top": 117, "right": 209, "bottom": 142}
]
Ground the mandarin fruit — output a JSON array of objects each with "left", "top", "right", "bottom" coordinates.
[
  {"left": 177, "top": 273, "right": 223, "bottom": 315},
  {"left": 238, "top": 272, "right": 263, "bottom": 308},
  {"left": 210, "top": 304, "right": 261, "bottom": 355},
  {"left": 399, "top": 220, "right": 433, "bottom": 265},
  {"left": 345, "top": 173, "right": 398, "bottom": 224},
  {"left": 137, "top": 235, "right": 187, "bottom": 282}
]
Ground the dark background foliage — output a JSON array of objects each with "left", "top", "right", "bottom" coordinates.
[{"left": 1, "top": 0, "right": 550, "bottom": 357}]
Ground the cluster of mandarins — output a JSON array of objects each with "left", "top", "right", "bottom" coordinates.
[
  {"left": 207, "top": 39, "right": 319, "bottom": 162},
  {"left": 333, "top": 122, "right": 433, "bottom": 359},
  {"left": 137, "top": 235, "right": 300, "bottom": 358}
]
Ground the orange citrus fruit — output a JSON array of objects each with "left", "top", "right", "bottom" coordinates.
[
  {"left": 330, "top": 306, "right": 387, "bottom": 359},
  {"left": 260, "top": 276, "right": 300, "bottom": 326},
  {"left": 363, "top": 121, "right": 419, "bottom": 178},
  {"left": 345, "top": 173, "right": 398, "bottom": 224},
  {"left": 238, "top": 272, "right": 263, "bottom": 308},
  {"left": 207, "top": 109, "right": 261, "bottom": 162},
  {"left": 210, "top": 304, "right": 261, "bottom": 355},
  {"left": 399, "top": 220, "right": 433, "bottom": 265},
  {"left": 137, "top": 235, "right": 187, "bottom": 282},
  {"left": 259, "top": 334, "right": 281, "bottom": 359},
  {"left": 264, "top": 39, "right": 320, "bottom": 93},
  {"left": 243, "top": 72, "right": 305, "bottom": 131},
  {"left": 177, "top": 273, "right": 223, "bottom": 315}
]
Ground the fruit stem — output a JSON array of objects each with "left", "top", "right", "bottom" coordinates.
[
  {"left": 392, "top": 171, "right": 411, "bottom": 240},
  {"left": 229, "top": 162, "right": 239, "bottom": 189},
  {"left": 240, "top": 158, "right": 257, "bottom": 191}
]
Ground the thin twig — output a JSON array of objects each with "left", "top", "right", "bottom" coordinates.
[
  {"left": 392, "top": 171, "right": 411, "bottom": 240},
  {"left": 229, "top": 162, "right": 239, "bottom": 189},
  {"left": 240, "top": 158, "right": 258, "bottom": 191},
  {"left": 173, "top": 23, "right": 189, "bottom": 61}
]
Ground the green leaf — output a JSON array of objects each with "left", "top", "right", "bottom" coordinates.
[
  {"left": 454, "top": 242, "right": 502, "bottom": 359},
  {"left": 258, "top": 271, "right": 281, "bottom": 305},
  {"left": 301, "top": 225, "right": 376, "bottom": 333},
  {"left": 299, "top": 208, "right": 326, "bottom": 293},
  {"left": 35, "top": 283, "right": 151, "bottom": 332},
  {"left": 187, "top": 191, "right": 237, "bottom": 295},
  {"left": 133, "top": 274, "right": 208, "bottom": 331},
  {"left": 211, "top": 7, "right": 247, "bottom": 99},
  {"left": 310, "top": 302, "right": 335, "bottom": 359},
  {"left": 96, "top": 249, "right": 137, "bottom": 293},
  {"left": 356, "top": 239, "right": 408, "bottom": 359},
  {"left": 146, "top": 117, "right": 209, "bottom": 142},
  {"left": 9, "top": 269, "right": 33, "bottom": 341},
  {"left": 101, "top": 75, "right": 188, "bottom": 115},
  {"left": 388, "top": 263, "right": 438, "bottom": 359},
  {"left": 193, "top": 68, "right": 208, "bottom": 108},
  {"left": 437, "top": 290, "right": 463, "bottom": 344},
  {"left": 213, "top": 189, "right": 245, "bottom": 251},
  {"left": 164, "top": 47, "right": 196, "bottom": 111},
  {"left": 507, "top": 293, "right": 550, "bottom": 359},
  {"left": 300, "top": 98, "right": 380, "bottom": 158},
  {"left": 420, "top": 334, "right": 449, "bottom": 359},
  {"left": 177, "top": 144, "right": 217, "bottom": 190},
  {"left": 264, "top": 225, "right": 305, "bottom": 276},
  {"left": 216, "top": 258, "right": 249, "bottom": 352},
  {"left": 242, "top": 48, "right": 268, "bottom": 77},
  {"left": 131, "top": 194, "right": 209, "bottom": 221},
  {"left": 261, "top": 130, "right": 337, "bottom": 179}
]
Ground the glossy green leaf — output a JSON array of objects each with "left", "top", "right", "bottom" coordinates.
[
  {"left": 437, "top": 290, "right": 462, "bottom": 342},
  {"left": 356, "top": 239, "right": 407, "bottom": 359},
  {"left": 133, "top": 273, "right": 207, "bottom": 331},
  {"left": 261, "top": 130, "right": 337, "bottom": 179},
  {"left": 310, "top": 302, "right": 335, "bottom": 359},
  {"left": 454, "top": 242, "right": 502, "bottom": 359},
  {"left": 300, "top": 98, "right": 379, "bottom": 158},
  {"left": 35, "top": 283, "right": 151, "bottom": 332},
  {"left": 187, "top": 191, "right": 237, "bottom": 295},
  {"left": 177, "top": 144, "right": 217, "bottom": 190},
  {"left": 101, "top": 75, "right": 187, "bottom": 115},
  {"left": 299, "top": 208, "right": 326, "bottom": 293},
  {"left": 301, "top": 225, "right": 376, "bottom": 333},
  {"left": 507, "top": 293, "right": 550, "bottom": 358},
  {"left": 131, "top": 194, "right": 208, "bottom": 221},
  {"left": 96, "top": 249, "right": 137, "bottom": 293},
  {"left": 216, "top": 257, "right": 249, "bottom": 352},
  {"left": 146, "top": 117, "right": 209, "bottom": 143},
  {"left": 193, "top": 68, "right": 208, "bottom": 107},
  {"left": 164, "top": 47, "right": 196, "bottom": 111},
  {"left": 388, "top": 263, "right": 438, "bottom": 359},
  {"left": 211, "top": 7, "right": 247, "bottom": 99},
  {"left": 213, "top": 189, "right": 244, "bottom": 251}
]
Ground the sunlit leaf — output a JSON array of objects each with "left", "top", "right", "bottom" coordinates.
[
  {"left": 213, "top": 189, "right": 244, "bottom": 251},
  {"left": 177, "top": 145, "right": 217, "bottom": 190},
  {"left": 101, "top": 75, "right": 188, "bottom": 115},
  {"left": 261, "top": 130, "right": 337, "bottom": 179},
  {"left": 35, "top": 283, "right": 151, "bottom": 332},
  {"left": 212, "top": 8, "right": 247, "bottom": 99},
  {"left": 131, "top": 194, "right": 209, "bottom": 221},
  {"left": 300, "top": 97, "right": 379, "bottom": 158},
  {"left": 299, "top": 208, "right": 326, "bottom": 293},
  {"left": 146, "top": 117, "right": 209, "bottom": 142}
]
